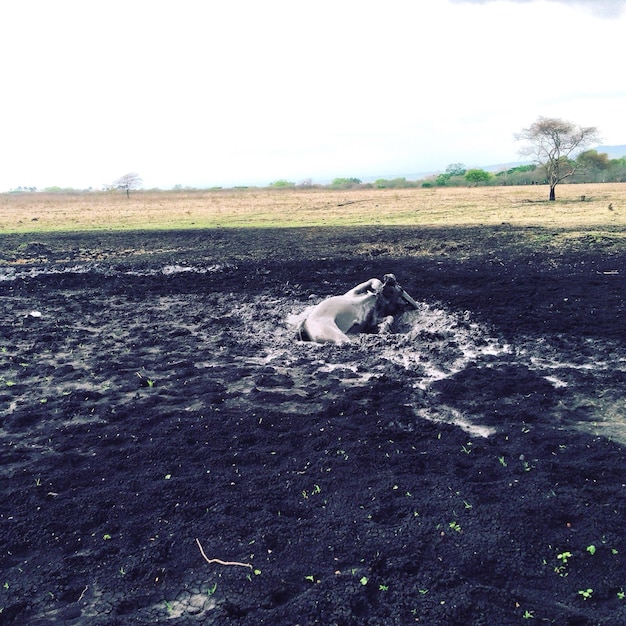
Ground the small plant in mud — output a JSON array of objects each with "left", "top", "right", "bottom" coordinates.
[
  {"left": 617, "top": 588, "right": 625, "bottom": 601},
  {"left": 586, "top": 544, "right": 596, "bottom": 556},
  {"left": 136, "top": 372, "right": 156, "bottom": 388},
  {"left": 556, "top": 551, "right": 572, "bottom": 564},
  {"left": 207, "top": 583, "right": 218, "bottom": 596},
  {"left": 522, "top": 609, "right": 535, "bottom": 619},
  {"left": 449, "top": 521, "right": 462, "bottom": 533},
  {"left": 497, "top": 455, "right": 507, "bottom": 467},
  {"left": 555, "top": 551, "right": 572, "bottom": 576},
  {"left": 578, "top": 588, "right": 593, "bottom": 601},
  {"left": 302, "top": 484, "right": 321, "bottom": 499}
]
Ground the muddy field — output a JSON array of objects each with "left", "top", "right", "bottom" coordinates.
[{"left": 1, "top": 226, "right": 625, "bottom": 625}]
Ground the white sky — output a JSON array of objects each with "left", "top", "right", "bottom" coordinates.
[{"left": 1, "top": 0, "right": 625, "bottom": 190}]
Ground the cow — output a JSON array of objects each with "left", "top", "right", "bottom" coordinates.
[{"left": 296, "top": 274, "right": 418, "bottom": 344}]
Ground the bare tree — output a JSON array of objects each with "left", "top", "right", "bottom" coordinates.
[
  {"left": 113, "top": 172, "right": 143, "bottom": 198},
  {"left": 516, "top": 117, "right": 600, "bottom": 201}
]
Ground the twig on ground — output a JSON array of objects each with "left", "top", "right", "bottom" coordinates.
[
  {"left": 195, "top": 538, "right": 253, "bottom": 569},
  {"left": 336, "top": 199, "right": 371, "bottom": 207}
]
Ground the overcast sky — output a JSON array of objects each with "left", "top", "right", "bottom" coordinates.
[{"left": 1, "top": 0, "right": 625, "bottom": 190}]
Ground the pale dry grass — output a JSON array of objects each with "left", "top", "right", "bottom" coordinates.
[{"left": 0, "top": 183, "right": 624, "bottom": 233}]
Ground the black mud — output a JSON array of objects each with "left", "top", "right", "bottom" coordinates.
[{"left": 1, "top": 227, "right": 625, "bottom": 625}]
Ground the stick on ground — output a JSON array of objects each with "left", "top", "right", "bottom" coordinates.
[{"left": 195, "top": 538, "right": 253, "bottom": 569}]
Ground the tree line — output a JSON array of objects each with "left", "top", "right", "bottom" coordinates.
[
  {"left": 270, "top": 118, "right": 622, "bottom": 201},
  {"left": 7, "top": 118, "right": 622, "bottom": 200}
]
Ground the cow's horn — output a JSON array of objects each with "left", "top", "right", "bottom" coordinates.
[{"left": 401, "top": 289, "right": 419, "bottom": 309}]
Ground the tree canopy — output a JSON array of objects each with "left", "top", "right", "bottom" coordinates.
[
  {"left": 113, "top": 172, "right": 143, "bottom": 198},
  {"left": 465, "top": 169, "right": 491, "bottom": 185}
]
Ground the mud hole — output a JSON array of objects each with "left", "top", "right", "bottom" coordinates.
[{"left": 1, "top": 232, "right": 625, "bottom": 625}]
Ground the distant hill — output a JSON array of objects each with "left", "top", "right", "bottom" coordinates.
[{"left": 595, "top": 145, "right": 626, "bottom": 159}]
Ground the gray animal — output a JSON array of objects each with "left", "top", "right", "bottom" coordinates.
[{"left": 297, "top": 274, "right": 418, "bottom": 344}]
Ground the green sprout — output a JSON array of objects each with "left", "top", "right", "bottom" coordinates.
[
  {"left": 555, "top": 551, "right": 573, "bottom": 576},
  {"left": 557, "top": 551, "right": 572, "bottom": 565},
  {"left": 578, "top": 588, "right": 593, "bottom": 601},
  {"left": 586, "top": 545, "right": 596, "bottom": 556}
]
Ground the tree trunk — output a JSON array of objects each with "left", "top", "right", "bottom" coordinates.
[{"left": 549, "top": 185, "right": 556, "bottom": 201}]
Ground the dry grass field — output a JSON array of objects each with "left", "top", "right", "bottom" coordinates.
[{"left": 1, "top": 183, "right": 625, "bottom": 233}]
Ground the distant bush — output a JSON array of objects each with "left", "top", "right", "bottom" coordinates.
[
  {"left": 375, "top": 177, "right": 416, "bottom": 189},
  {"left": 9, "top": 186, "right": 38, "bottom": 193},
  {"left": 268, "top": 180, "right": 296, "bottom": 188},
  {"left": 446, "top": 163, "right": 467, "bottom": 177},
  {"left": 330, "top": 177, "right": 362, "bottom": 188},
  {"left": 495, "top": 164, "right": 539, "bottom": 185},
  {"left": 465, "top": 169, "right": 492, "bottom": 185}
]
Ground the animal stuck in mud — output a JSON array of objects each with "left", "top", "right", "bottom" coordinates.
[{"left": 296, "top": 273, "right": 419, "bottom": 344}]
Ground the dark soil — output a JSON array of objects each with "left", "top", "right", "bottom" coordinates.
[{"left": 1, "top": 226, "right": 625, "bottom": 625}]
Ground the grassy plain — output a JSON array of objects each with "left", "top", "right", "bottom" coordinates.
[{"left": 1, "top": 183, "right": 624, "bottom": 233}]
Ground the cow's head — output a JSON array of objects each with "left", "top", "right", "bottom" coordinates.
[{"left": 376, "top": 273, "right": 419, "bottom": 317}]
